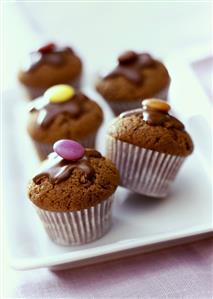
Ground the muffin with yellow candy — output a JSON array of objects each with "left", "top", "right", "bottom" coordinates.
[
  {"left": 27, "top": 84, "right": 103, "bottom": 160},
  {"left": 106, "top": 99, "right": 194, "bottom": 197}
]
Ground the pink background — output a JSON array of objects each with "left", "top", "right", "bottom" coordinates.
[{"left": 13, "top": 238, "right": 213, "bottom": 298}]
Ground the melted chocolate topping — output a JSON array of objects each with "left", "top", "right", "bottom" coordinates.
[
  {"left": 120, "top": 108, "right": 184, "bottom": 130},
  {"left": 25, "top": 46, "right": 74, "bottom": 73},
  {"left": 104, "top": 51, "right": 156, "bottom": 84},
  {"left": 29, "top": 92, "right": 87, "bottom": 128},
  {"left": 33, "top": 149, "right": 102, "bottom": 185}
]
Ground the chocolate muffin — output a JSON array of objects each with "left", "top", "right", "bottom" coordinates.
[
  {"left": 96, "top": 51, "right": 170, "bottom": 115},
  {"left": 28, "top": 140, "right": 119, "bottom": 245},
  {"left": 27, "top": 85, "right": 103, "bottom": 160},
  {"left": 18, "top": 43, "right": 82, "bottom": 99},
  {"left": 106, "top": 99, "right": 193, "bottom": 197}
]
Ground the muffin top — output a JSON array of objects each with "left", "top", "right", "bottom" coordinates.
[
  {"left": 18, "top": 43, "right": 82, "bottom": 88},
  {"left": 96, "top": 51, "right": 170, "bottom": 102},
  {"left": 28, "top": 140, "right": 119, "bottom": 212},
  {"left": 108, "top": 99, "right": 193, "bottom": 157},
  {"left": 27, "top": 85, "right": 103, "bottom": 143}
]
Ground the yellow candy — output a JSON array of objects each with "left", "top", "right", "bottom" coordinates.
[
  {"left": 142, "top": 98, "right": 171, "bottom": 112},
  {"left": 45, "top": 85, "right": 75, "bottom": 103}
]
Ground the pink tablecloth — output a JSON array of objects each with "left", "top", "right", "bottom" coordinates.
[{"left": 13, "top": 238, "right": 213, "bottom": 298}]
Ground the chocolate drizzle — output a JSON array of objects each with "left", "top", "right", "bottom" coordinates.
[
  {"left": 104, "top": 51, "right": 156, "bottom": 84},
  {"left": 33, "top": 149, "right": 102, "bottom": 185},
  {"left": 120, "top": 108, "right": 184, "bottom": 130},
  {"left": 25, "top": 46, "right": 74, "bottom": 73},
  {"left": 29, "top": 92, "right": 87, "bottom": 128}
]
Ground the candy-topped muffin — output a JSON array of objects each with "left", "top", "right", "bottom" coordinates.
[
  {"left": 96, "top": 51, "right": 170, "bottom": 115},
  {"left": 18, "top": 43, "right": 82, "bottom": 99},
  {"left": 27, "top": 85, "right": 103, "bottom": 160},
  {"left": 28, "top": 140, "right": 119, "bottom": 245},
  {"left": 106, "top": 99, "right": 193, "bottom": 197}
]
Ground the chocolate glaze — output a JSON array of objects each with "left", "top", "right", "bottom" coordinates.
[
  {"left": 120, "top": 108, "right": 184, "bottom": 130},
  {"left": 104, "top": 51, "right": 156, "bottom": 84},
  {"left": 25, "top": 46, "right": 74, "bottom": 73},
  {"left": 30, "top": 92, "right": 87, "bottom": 128},
  {"left": 33, "top": 149, "right": 102, "bottom": 185}
]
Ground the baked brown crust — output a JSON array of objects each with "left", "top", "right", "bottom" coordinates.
[
  {"left": 108, "top": 113, "right": 193, "bottom": 156},
  {"left": 27, "top": 97, "right": 103, "bottom": 143},
  {"left": 96, "top": 61, "right": 170, "bottom": 102},
  {"left": 28, "top": 156, "right": 119, "bottom": 212},
  {"left": 19, "top": 53, "right": 82, "bottom": 88}
]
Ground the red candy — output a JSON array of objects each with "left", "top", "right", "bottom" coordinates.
[{"left": 38, "top": 43, "right": 56, "bottom": 54}]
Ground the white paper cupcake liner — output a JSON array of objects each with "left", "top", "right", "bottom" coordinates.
[
  {"left": 25, "top": 86, "right": 48, "bottom": 100},
  {"left": 106, "top": 136, "right": 185, "bottom": 197},
  {"left": 108, "top": 86, "right": 169, "bottom": 116},
  {"left": 80, "top": 133, "right": 96, "bottom": 148},
  {"left": 36, "top": 196, "right": 113, "bottom": 246},
  {"left": 33, "top": 133, "right": 97, "bottom": 160},
  {"left": 33, "top": 141, "right": 53, "bottom": 160}
]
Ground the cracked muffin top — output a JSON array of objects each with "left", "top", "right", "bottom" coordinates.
[
  {"left": 96, "top": 51, "right": 170, "bottom": 102},
  {"left": 18, "top": 43, "right": 82, "bottom": 88},
  {"left": 27, "top": 85, "right": 103, "bottom": 143},
  {"left": 28, "top": 141, "right": 119, "bottom": 212},
  {"left": 107, "top": 99, "right": 194, "bottom": 157}
]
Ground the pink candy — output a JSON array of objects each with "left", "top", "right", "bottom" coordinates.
[{"left": 53, "top": 140, "right": 85, "bottom": 161}]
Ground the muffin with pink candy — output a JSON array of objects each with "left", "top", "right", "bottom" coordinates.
[
  {"left": 18, "top": 42, "right": 82, "bottom": 99},
  {"left": 28, "top": 139, "right": 119, "bottom": 246},
  {"left": 27, "top": 84, "right": 103, "bottom": 160}
]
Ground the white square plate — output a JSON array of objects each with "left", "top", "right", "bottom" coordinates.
[{"left": 3, "top": 57, "right": 213, "bottom": 271}]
